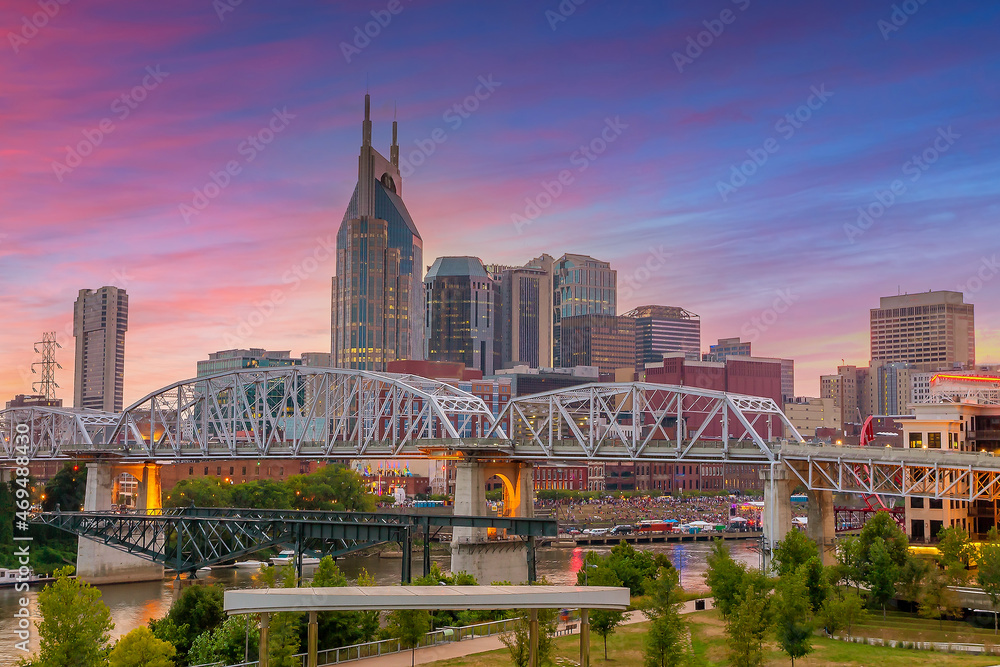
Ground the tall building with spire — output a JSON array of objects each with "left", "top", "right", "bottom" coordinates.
[{"left": 332, "top": 95, "right": 424, "bottom": 370}]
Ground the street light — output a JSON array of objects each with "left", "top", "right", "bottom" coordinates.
[{"left": 582, "top": 563, "right": 598, "bottom": 586}]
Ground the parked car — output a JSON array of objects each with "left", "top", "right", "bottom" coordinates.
[
  {"left": 589, "top": 527, "right": 610, "bottom": 536},
  {"left": 610, "top": 524, "right": 633, "bottom": 535}
]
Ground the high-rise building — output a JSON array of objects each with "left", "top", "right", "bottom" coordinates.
[
  {"left": 703, "top": 336, "right": 752, "bottom": 361},
  {"left": 491, "top": 263, "right": 553, "bottom": 369},
  {"left": 872, "top": 360, "right": 915, "bottom": 415},
  {"left": 549, "top": 253, "right": 616, "bottom": 367},
  {"left": 332, "top": 95, "right": 423, "bottom": 370},
  {"left": 73, "top": 286, "right": 128, "bottom": 413},
  {"left": 625, "top": 305, "right": 700, "bottom": 367},
  {"left": 300, "top": 352, "right": 332, "bottom": 368},
  {"left": 820, "top": 364, "right": 873, "bottom": 428},
  {"left": 559, "top": 314, "right": 635, "bottom": 375},
  {"left": 196, "top": 349, "right": 301, "bottom": 377},
  {"left": 424, "top": 256, "right": 496, "bottom": 375},
  {"left": 870, "top": 291, "right": 975, "bottom": 371}
]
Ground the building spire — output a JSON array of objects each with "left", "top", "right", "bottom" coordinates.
[
  {"left": 390, "top": 102, "right": 399, "bottom": 168},
  {"left": 362, "top": 93, "right": 372, "bottom": 148}
]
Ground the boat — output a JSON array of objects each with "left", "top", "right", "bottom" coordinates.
[
  {"left": 235, "top": 560, "right": 265, "bottom": 569},
  {"left": 0, "top": 567, "right": 47, "bottom": 586},
  {"left": 269, "top": 550, "right": 321, "bottom": 566}
]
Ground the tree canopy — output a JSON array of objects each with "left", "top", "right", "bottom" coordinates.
[
  {"left": 109, "top": 627, "right": 176, "bottom": 667},
  {"left": 34, "top": 566, "right": 114, "bottom": 667}
]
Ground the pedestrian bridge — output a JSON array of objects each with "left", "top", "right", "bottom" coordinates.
[{"left": 0, "top": 366, "right": 797, "bottom": 463}]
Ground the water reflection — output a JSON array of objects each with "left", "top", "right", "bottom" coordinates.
[{"left": 0, "top": 538, "right": 760, "bottom": 663}]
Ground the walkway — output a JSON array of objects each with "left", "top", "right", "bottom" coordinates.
[{"left": 353, "top": 599, "right": 714, "bottom": 667}]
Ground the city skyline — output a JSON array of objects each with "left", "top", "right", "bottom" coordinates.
[{"left": 3, "top": 1, "right": 1000, "bottom": 405}]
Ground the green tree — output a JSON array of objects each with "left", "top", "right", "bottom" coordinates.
[
  {"left": 389, "top": 609, "right": 431, "bottom": 667},
  {"left": 976, "top": 529, "right": 1000, "bottom": 633},
  {"left": 773, "top": 569, "right": 813, "bottom": 666},
  {"left": 287, "top": 464, "right": 375, "bottom": 511},
  {"left": 301, "top": 557, "right": 368, "bottom": 650},
  {"left": 705, "top": 539, "right": 770, "bottom": 619},
  {"left": 918, "top": 567, "right": 960, "bottom": 628},
  {"left": 42, "top": 464, "right": 86, "bottom": 511},
  {"left": 725, "top": 584, "right": 770, "bottom": 667},
  {"left": 34, "top": 566, "right": 114, "bottom": 667},
  {"left": 936, "top": 525, "right": 972, "bottom": 583},
  {"left": 149, "top": 583, "right": 226, "bottom": 663},
  {"left": 604, "top": 540, "right": 668, "bottom": 596},
  {"left": 857, "top": 512, "right": 909, "bottom": 568},
  {"left": 705, "top": 539, "right": 747, "bottom": 618},
  {"left": 819, "top": 589, "right": 867, "bottom": 639},
  {"left": 256, "top": 564, "right": 301, "bottom": 667},
  {"left": 109, "top": 627, "right": 176, "bottom": 667},
  {"left": 355, "top": 568, "right": 381, "bottom": 643},
  {"left": 897, "top": 554, "right": 930, "bottom": 605},
  {"left": 642, "top": 566, "right": 690, "bottom": 667},
  {"left": 230, "top": 479, "right": 295, "bottom": 509},
  {"left": 162, "top": 477, "right": 233, "bottom": 508},
  {"left": 867, "top": 537, "right": 899, "bottom": 619},
  {"left": 499, "top": 609, "right": 557, "bottom": 667},
  {"left": 831, "top": 535, "right": 863, "bottom": 591},
  {"left": 587, "top": 566, "right": 625, "bottom": 659},
  {"left": 187, "top": 615, "right": 259, "bottom": 666},
  {"left": 797, "top": 557, "right": 829, "bottom": 612},
  {"left": 771, "top": 529, "right": 818, "bottom": 577}
]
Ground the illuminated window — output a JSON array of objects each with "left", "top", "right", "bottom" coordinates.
[{"left": 908, "top": 433, "right": 922, "bottom": 448}]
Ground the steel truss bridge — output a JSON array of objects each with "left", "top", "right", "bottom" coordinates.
[
  {"left": 0, "top": 367, "right": 798, "bottom": 462},
  {"left": 5, "top": 367, "right": 1000, "bottom": 503},
  {"left": 31, "top": 507, "right": 557, "bottom": 582}
]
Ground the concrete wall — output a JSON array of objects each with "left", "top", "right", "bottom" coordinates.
[{"left": 76, "top": 463, "right": 165, "bottom": 584}]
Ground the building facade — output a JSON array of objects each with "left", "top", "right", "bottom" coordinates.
[
  {"left": 550, "top": 254, "right": 616, "bottom": 367},
  {"left": 703, "top": 337, "right": 751, "bottom": 361},
  {"left": 197, "top": 349, "right": 301, "bottom": 377},
  {"left": 332, "top": 95, "right": 423, "bottom": 371},
  {"left": 73, "top": 286, "right": 128, "bottom": 413},
  {"left": 870, "top": 291, "right": 975, "bottom": 371},
  {"left": 783, "top": 397, "right": 840, "bottom": 438},
  {"left": 625, "top": 305, "right": 701, "bottom": 367},
  {"left": 559, "top": 314, "right": 636, "bottom": 376},
  {"left": 424, "top": 257, "right": 495, "bottom": 375},
  {"left": 492, "top": 263, "right": 553, "bottom": 369}
]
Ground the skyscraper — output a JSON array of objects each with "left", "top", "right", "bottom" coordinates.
[
  {"left": 625, "top": 305, "right": 700, "bottom": 367},
  {"left": 332, "top": 95, "right": 423, "bottom": 370},
  {"left": 870, "top": 291, "right": 975, "bottom": 371},
  {"left": 424, "top": 256, "right": 496, "bottom": 375},
  {"left": 492, "top": 263, "right": 553, "bottom": 369},
  {"left": 559, "top": 314, "right": 635, "bottom": 375},
  {"left": 548, "top": 253, "right": 616, "bottom": 367},
  {"left": 73, "top": 286, "right": 128, "bottom": 412}
]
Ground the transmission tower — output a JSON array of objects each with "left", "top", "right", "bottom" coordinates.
[{"left": 32, "top": 332, "right": 62, "bottom": 400}]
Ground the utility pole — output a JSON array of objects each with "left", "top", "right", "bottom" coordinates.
[{"left": 32, "top": 331, "right": 62, "bottom": 400}]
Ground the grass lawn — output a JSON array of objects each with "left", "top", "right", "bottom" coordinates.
[{"left": 420, "top": 610, "right": 999, "bottom": 666}]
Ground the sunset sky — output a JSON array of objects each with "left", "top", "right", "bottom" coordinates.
[{"left": 2, "top": 0, "right": 999, "bottom": 406}]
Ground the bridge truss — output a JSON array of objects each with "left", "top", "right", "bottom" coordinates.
[
  {"left": 779, "top": 443, "right": 1000, "bottom": 502},
  {"left": 0, "top": 406, "right": 118, "bottom": 459},
  {"left": 485, "top": 382, "right": 801, "bottom": 462},
  {"left": 31, "top": 508, "right": 557, "bottom": 582}
]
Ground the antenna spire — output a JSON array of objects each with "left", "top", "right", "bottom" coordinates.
[
  {"left": 362, "top": 93, "right": 372, "bottom": 147},
  {"left": 391, "top": 102, "right": 399, "bottom": 168}
]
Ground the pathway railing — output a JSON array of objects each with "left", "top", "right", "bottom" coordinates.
[{"left": 189, "top": 617, "right": 518, "bottom": 667}]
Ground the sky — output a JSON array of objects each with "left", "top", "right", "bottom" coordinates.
[{"left": 1, "top": 0, "right": 999, "bottom": 407}]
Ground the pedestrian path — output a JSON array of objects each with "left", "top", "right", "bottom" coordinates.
[{"left": 353, "top": 599, "right": 713, "bottom": 667}]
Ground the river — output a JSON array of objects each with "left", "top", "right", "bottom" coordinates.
[{"left": 0, "top": 539, "right": 760, "bottom": 663}]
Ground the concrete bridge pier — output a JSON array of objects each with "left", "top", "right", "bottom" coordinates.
[
  {"left": 76, "top": 462, "right": 166, "bottom": 584},
  {"left": 760, "top": 463, "right": 793, "bottom": 572},
  {"left": 806, "top": 489, "right": 837, "bottom": 566},
  {"left": 451, "top": 458, "right": 534, "bottom": 584}
]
